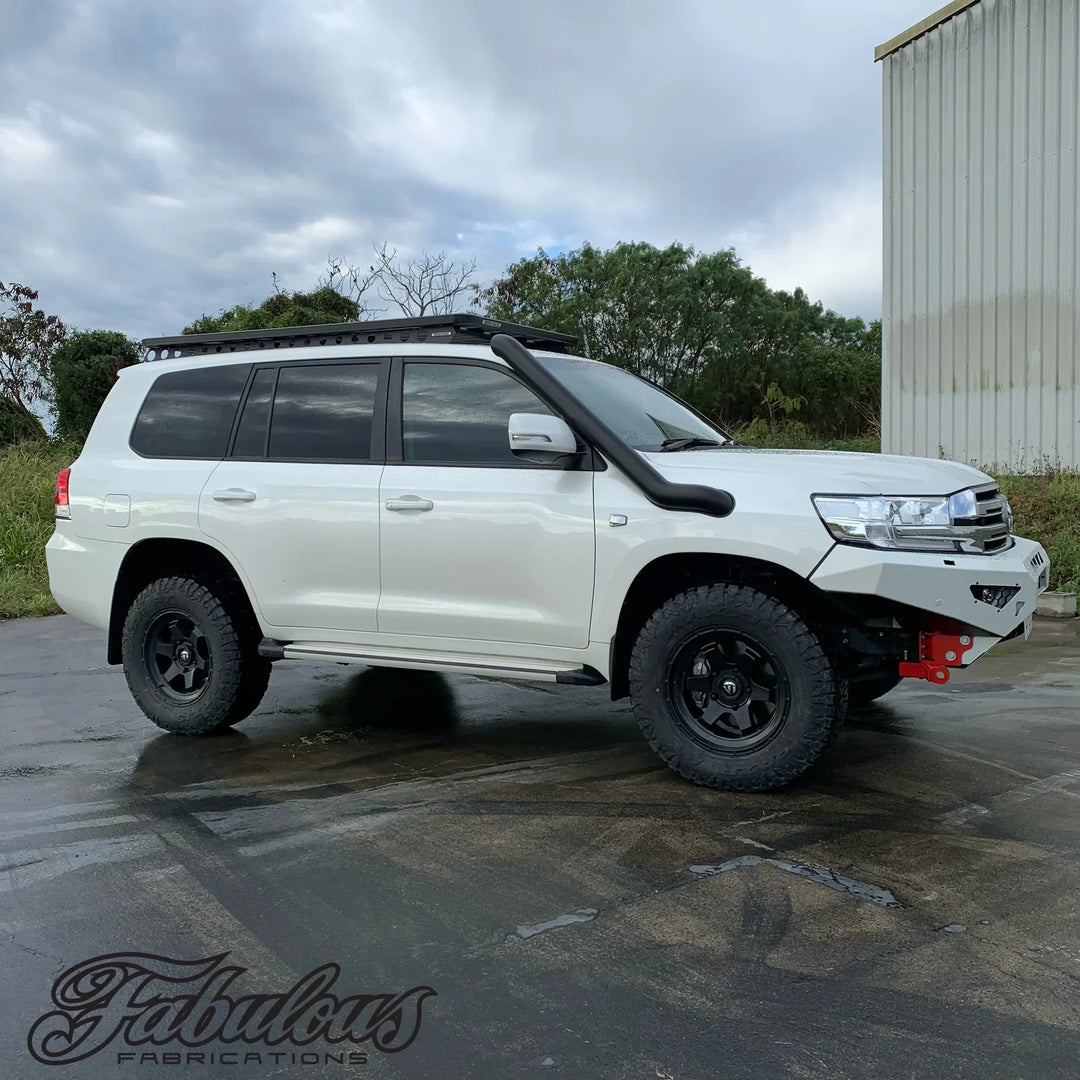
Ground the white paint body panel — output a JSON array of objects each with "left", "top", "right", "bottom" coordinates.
[
  {"left": 810, "top": 536, "right": 1049, "bottom": 636},
  {"left": 198, "top": 460, "right": 384, "bottom": 631},
  {"left": 643, "top": 446, "right": 995, "bottom": 497},
  {"left": 45, "top": 340, "right": 1049, "bottom": 686},
  {"left": 46, "top": 528, "right": 128, "bottom": 629},
  {"left": 377, "top": 464, "right": 594, "bottom": 647}
]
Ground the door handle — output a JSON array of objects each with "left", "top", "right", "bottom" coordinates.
[
  {"left": 385, "top": 496, "right": 434, "bottom": 512},
  {"left": 212, "top": 488, "right": 257, "bottom": 502}
]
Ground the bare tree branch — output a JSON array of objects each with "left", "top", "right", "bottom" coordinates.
[
  {"left": 365, "top": 243, "right": 479, "bottom": 317},
  {"left": 318, "top": 255, "right": 381, "bottom": 315}
]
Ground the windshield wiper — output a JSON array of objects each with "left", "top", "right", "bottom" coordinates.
[{"left": 659, "top": 437, "right": 724, "bottom": 452}]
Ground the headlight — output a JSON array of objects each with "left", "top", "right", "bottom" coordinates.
[{"left": 812, "top": 490, "right": 1005, "bottom": 553}]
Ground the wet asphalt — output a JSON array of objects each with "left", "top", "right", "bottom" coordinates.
[{"left": 1, "top": 615, "right": 1080, "bottom": 1080}]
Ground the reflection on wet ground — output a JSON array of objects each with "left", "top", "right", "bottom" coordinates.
[{"left": 1, "top": 615, "right": 1080, "bottom": 1079}]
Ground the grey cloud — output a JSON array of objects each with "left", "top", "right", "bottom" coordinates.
[{"left": 1, "top": 0, "right": 932, "bottom": 338}]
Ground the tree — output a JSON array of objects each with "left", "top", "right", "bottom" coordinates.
[
  {"left": 481, "top": 241, "right": 767, "bottom": 388},
  {"left": 0, "top": 281, "right": 66, "bottom": 413},
  {"left": 51, "top": 330, "right": 141, "bottom": 442},
  {"left": 364, "top": 243, "right": 478, "bottom": 316},
  {"left": 0, "top": 396, "right": 46, "bottom": 445},
  {"left": 185, "top": 244, "right": 480, "bottom": 336},
  {"left": 183, "top": 283, "right": 361, "bottom": 335},
  {"left": 481, "top": 242, "right": 881, "bottom": 438}
]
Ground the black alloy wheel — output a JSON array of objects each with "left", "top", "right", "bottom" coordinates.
[
  {"left": 666, "top": 629, "right": 789, "bottom": 753},
  {"left": 628, "top": 582, "right": 842, "bottom": 791},
  {"left": 143, "top": 610, "right": 213, "bottom": 703},
  {"left": 121, "top": 576, "right": 271, "bottom": 735}
]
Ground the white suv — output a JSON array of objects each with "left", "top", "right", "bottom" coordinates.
[{"left": 46, "top": 315, "right": 1050, "bottom": 791}]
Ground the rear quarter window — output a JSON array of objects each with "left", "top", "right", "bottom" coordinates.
[{"left": 130, "top": 365, "right": 251, "bottom": 459}]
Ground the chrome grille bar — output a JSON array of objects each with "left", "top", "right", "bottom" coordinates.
[{"left": 957, "top": 484, "right": 1011, "bottom": 553}]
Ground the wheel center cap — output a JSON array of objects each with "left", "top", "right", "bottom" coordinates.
[
  {"left": 177, "top": 645, "right": 194, "bottom": 665},
  {"left": 712, "top": 670, "right": 750, "bottom": 708}
]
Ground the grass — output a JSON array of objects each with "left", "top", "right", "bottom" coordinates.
[
  {"left": 0, "top": 441, "right": 81, "bottom": 619},
  {"left": 732, "top": 419, "right": 880, "bottom": 455},
  {"left": 0, "top": 430, "right": 1076, "bottom": 620},
  {"left": 996, "top": 473, "right": 1080, "bottom": 593}
]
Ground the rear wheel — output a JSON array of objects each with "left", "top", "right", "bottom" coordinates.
[
  {"left": 628, "top": 583, "right": 842, "bottom": 791},
  {"left": 121, "top": 576, "right": 270, "bottom": 735}
]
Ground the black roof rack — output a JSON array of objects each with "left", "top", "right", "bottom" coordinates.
[{"left": 141, "top": 314, "right": 577, "bottom": 360}]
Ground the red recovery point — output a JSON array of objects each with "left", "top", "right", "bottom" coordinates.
[{"left": 898, "top": 631, "right": 975, "bottom": 684}]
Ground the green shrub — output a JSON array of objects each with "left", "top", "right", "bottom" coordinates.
[
  {"left": 50, "top": 330, "right": 140, "bottom": 442},
  {"left": 996, "top": 472, "right": 1080, "bottom": 593},
  {"left": 732, "top": 419, "right": 880, "bottom": 454},
  {"left": 0, "top": 441, "right": 81, "bottom": 618},
  {"left": 0, "top": 397, "right": 47, "bottom": 446}
]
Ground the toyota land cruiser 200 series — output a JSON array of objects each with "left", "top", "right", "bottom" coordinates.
[{"left": 46, "top": 315, "right": 1050, "bottom": 791}]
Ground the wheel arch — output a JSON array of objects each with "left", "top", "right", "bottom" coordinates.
[
  {"left": 108, "top": 538, "right": 261, "bottom": 665},
  {"left": 607, "top": 552, "right": 837, "bottom": 701}
]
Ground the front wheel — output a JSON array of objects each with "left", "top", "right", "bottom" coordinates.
[
  {"left": 121, "top": 576, "right": 271, "bottom": 735},
  {"left": 628, "top": 583, "right": 842, "bottom": 792}
]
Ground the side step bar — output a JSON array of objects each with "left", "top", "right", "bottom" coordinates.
[{"left": 258, "top": 638, "right": 605, "bottom": 686}]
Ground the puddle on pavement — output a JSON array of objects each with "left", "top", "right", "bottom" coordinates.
[
  {"left": 515, "top": 907, "right": 600, "bottom": 939},
  {"left": 945, "top": 682, "right": 1017, "bottom": 694},
  {"left": 689, "top": 855, "right": 905, "bottom": 909},
  {"left": 315, "top": 668, "right": 460, "bottom": 734}
]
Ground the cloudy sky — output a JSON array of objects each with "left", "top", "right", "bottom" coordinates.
[{"left": 1, "top": 0, "right": 933, "bottom": 340}]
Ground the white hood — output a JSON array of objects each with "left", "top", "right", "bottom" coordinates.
[{"left": 642, "top": 447, "right": 994, "bottom": 496}]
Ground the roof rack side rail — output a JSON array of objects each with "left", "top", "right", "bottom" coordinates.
[{"left": 142, "top": 314, "right": 577, "bottom": 361}]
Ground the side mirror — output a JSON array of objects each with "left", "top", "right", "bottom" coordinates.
[{"left": 508, "top": 413, "right": 580, "bottom": 456}]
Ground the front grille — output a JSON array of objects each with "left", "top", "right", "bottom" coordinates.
[{"left": 955, "top": 484, "right": 1012, "bottom": 553}]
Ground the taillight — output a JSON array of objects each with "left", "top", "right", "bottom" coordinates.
[{"left": 55, "top": 468, "right": 71, "bottom": 519}]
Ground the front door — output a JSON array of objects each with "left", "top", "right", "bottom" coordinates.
[
  {"left": 377, "top": 360, "right": 595, "bottom": 648},
  {"left": 199, "top": 359, "right": 387, "bottom": 633}
]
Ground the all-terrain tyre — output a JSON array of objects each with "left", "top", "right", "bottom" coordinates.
[
  {"left": 121, "top": 576, "right": 271, "bottom": 735},
  {"left": 628, "top": 583, "right": 842, "bottom": 792},
  {"left": 848, "top": 671, "right": 902, "bottom": 709}
]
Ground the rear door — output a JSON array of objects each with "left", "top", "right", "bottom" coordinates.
[
  {"left": 377, "top": 359, "right": 595, "bottom": 648},
  {"left": 199, "top": 359, "right": 387, "bottom": 633}
]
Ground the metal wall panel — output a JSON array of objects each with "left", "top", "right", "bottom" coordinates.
[{"left": 882, "top": 0, "right": 1080, "bottom": 470}]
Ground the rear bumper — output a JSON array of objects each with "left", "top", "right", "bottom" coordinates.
[
  {"left": 809, "top": 535, "right": 1050, "bottom": 641},
  {"left": 45, "top": 527, "right": 128, "bottom": 630}
]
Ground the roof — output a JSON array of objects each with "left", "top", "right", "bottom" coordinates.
[{"left": 874, "top": 0, "right": 982, "bottom": 62}]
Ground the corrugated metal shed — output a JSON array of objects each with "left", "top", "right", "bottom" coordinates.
[{"left": 879, "top": 0, "right": 1080, "bottom": 470}]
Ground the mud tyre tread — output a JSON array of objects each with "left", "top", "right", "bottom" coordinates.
[
  {"left": 628, "top": 583, "right": 842, "bottom": 792},
  {"left": 121, "top": 575, "right": 270, "bottom": 735}
]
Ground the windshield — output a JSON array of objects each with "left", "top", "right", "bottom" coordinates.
[{"left": 535, "top": 354, "right": 730, "bottom": 451}]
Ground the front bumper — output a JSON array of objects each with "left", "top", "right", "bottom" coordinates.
[{"left": 809, "top": 534, "right": 1050, "bottom": 641}]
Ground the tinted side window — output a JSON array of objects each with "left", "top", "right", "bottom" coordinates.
[
  {"left": 131, "top": 365, "right": 250, "bottom": 459},
  {"left": 268, "top": 364, "right": 379, "bottom": 461},
  {"left": 232, "top": 368, "right": 277, "bottom": 458},
  {"left": 401, "top": 363, "right": 552, "bottom": 465}
]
